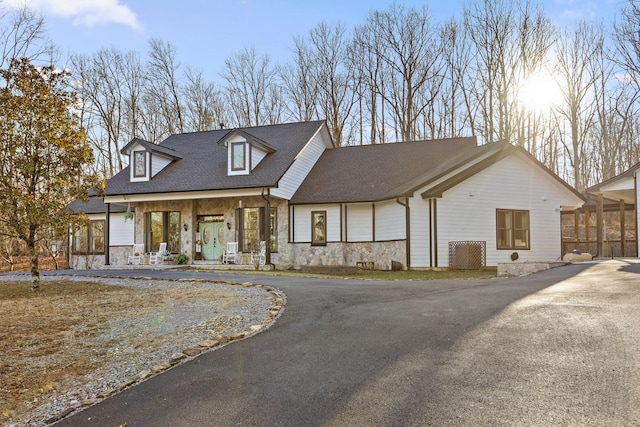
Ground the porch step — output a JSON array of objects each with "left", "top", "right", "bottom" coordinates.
[{"left": 191, "top": 260, "right": 273, "bottom": 271}]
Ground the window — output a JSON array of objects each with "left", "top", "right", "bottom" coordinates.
[
  {"left": 236, "top": 207, "right": 278, "bottom": 252},
  {"left": 73, "top": 220, "right": 105, "bottom": 254},
  {"left": 311, "top": 211, "right": 327, "bottom": 246},
  {"left": 146, "top": 211, "right": 180, "bottom": 252},
  {"left": 497, "top": 209, "right": 529, "bottom": 250},
  {"left": 242, "top": 207, "right": 260, "bottom": 251},
  {"left": 231, "top": 142, "right": 246, "bottom": 171},
  {"left": 133, "top": 151, "right": 146, "bottom": 177}
]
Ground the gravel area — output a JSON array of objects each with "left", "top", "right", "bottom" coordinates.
[{"left": 1, "top": 274, "right": 285, "bottom": 427}]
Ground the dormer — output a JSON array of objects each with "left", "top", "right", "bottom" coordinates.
[
  {"left": 219, "top": 129, "right": 275, "bottom": 176},
  {"left": 121, "top": 138, "right": 182, "bottom": 182}
]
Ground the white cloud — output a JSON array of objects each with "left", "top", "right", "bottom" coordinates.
[{"left": 3, "top": 0, "right": 142, "bottom": 30}]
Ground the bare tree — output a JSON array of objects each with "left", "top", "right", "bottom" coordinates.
[
  {"left": 464, "top": 0, "right": 554, "bottom": 145},
  {"left": 614, "top": 0, "right": 640, "bottom": 92},
  {"left": 72, "top": 49, "right": 128, "bottom": 177},
  {"left": 552, "top": 21, "right": 602, "bottom": 190},
  {"left": 435, "top": 18, "right": 477, "bottom": 139},
  {"left": 280, "top": 36, "right": 318, "bottom": 123},
  {"left": 221, "top": 46, "right": 280, "bottom": 127},
  {"left": 146, "top": 38, "right": 184, "bottom": 136},
  {"left": 305, "top": 22, "right": 358, "bottom": 146},
  {"left": 0, "top": 3, "right": 56, "bottom": 68},
  {"left": 358, "top": 4, "right": 445, "bottom": 142},
  {"left": 182, "top": 67, "right": 227, "bottom": 132}
]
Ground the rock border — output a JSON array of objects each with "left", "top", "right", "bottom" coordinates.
[{"left": 25, "top": 275, "right": 286, "bottom": 426}]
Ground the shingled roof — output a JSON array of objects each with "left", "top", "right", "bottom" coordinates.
[
  {"left": 66, "top": 190, "right": 129, "bottom": 214},
  {"left": 290, "top": 136, "right": 478, "bottom": 204},
  {"left": 105, "top": 120, "right": 327, "bottom": 196}
]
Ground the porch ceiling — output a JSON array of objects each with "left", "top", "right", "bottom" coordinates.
[
  {"left": 590, "top": 176, "right": 636, "bottom": 204},
  {"left": 104, "top": 188, "right": 265, "bottom": 204}
]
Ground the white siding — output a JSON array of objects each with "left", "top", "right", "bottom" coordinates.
[
  {"left": 110, "top": 212, "right": 135, "bottom": 246},
  {"left": 375, "top": 200, "right": 406, "bottom": 241},
  {"left": 151, "top": 154, "right": 172, "bottom": 177},
  {"left": 346, "top": 203, "right": 373, "bottom": 242},
  {"left": 409, "top": 196, "right": 432, "bottom": 267},
  {"left": 427, "top": 152, "right": 583, "bottom": 267},
  {"left": 251, "top": 146, "right": 268, "bottom": 170},
  {"left": 292, "top": 204, "right": 341, "bottom": 242},
  {"left": 271, "top": 130, "right": 330, "bottom": 200},
  {"left": 637, "top": 171, "right": 640, "bottom": 257}
]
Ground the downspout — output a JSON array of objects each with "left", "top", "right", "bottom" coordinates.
[
  {"left": 396, "top": 197, "right": 410, "bottom": 269},
  {"left": 105, "top": 202, "right": 110, "bottom": 266},
  {"left": 261, "top": 188, "right": 272, "bottom": 266},
  {"left": 433, "top": 199, "right": 438, "bottom": 267},
  {"left": 429, "top": 199, "right": 433, "bottom": 267}
]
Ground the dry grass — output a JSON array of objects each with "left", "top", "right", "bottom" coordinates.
[{"left": 0, "top": 279, "right": 250, "bottom": 424}]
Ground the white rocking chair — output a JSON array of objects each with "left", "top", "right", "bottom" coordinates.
[
  {"left": 251, "top": 241, "right": 267, "bottom": 265},
  {"left": 222, "top": 242, "right": 239, "bottom": 264},
  {"left": 149, "top": 242, "right": 167, "bottom": 265},
  {"left": 127, "top": 243, "right": 145, "bottom": 265}
]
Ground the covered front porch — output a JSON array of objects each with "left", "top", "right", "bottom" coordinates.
[{"left": 103, "top": 188, "right": 279, "bottom": 268}]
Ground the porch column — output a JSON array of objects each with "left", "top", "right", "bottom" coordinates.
[
  {"left": 104, "top": 202, "right": 110, "bottom": 265},
  {"left": 620, "top": 199, "right": 626, "bottom": 257},
  {"left": 262, "top": 192, "right": 271, "bottom": 265},
  {"left": 597, "top": 192, "right": 604, "bottom": 257}
]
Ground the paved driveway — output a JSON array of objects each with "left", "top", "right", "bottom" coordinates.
[{"left": 54, "top": 260, "right": 640, "bottom": 426}]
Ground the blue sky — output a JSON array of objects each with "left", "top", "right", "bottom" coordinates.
[{"left": 4, "top": 0, "right": 623, "bottom": 81}]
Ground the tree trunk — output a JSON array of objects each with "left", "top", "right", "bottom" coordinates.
[{"left": 29, "top": 244, "right": 40, "bottom": 290}]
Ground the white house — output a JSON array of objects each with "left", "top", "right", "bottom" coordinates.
[{"left": 68, "top": 120, "right": 585, "bottom": 270}]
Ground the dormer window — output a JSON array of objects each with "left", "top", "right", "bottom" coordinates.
[
  {"left": 133, "top": 151, "right": 146, "bottom": 177},
  {"left": 231, "top": 142, "right": 246, "bottom": 171},
  {"left": 221, "top": 130, "right": 274, "bottom": 176}
]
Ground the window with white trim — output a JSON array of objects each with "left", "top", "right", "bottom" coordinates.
[
  {"left": 133, "top": 151, "right": 146, "bottom": 177},
  {"left": 496, "top": 209, "right": 530, "bottom": 250},
  {"left": 231, "top": 142, "right": 246, "bottom": 171}
]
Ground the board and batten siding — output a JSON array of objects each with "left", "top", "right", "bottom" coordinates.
[
  {"left": 346, "top": 203, "right": 372, "bottom": 242},
  {"left": 408, "top": 194, "right": 432, "bottom": 267},
  {"left": 374, "top": 200, "right": 405, "bottom": 241},
  {"left": 432, "top": 152, "right": 582, "bottom": 267},
  {"left": 110, "top": 212, "right": 135, "bottom": 246},
  {"left": 271, "top": 131, "right": 329, "bottom": 200},
  {"left": 292, "top": 204, "right": 341, "bottom": 242}
]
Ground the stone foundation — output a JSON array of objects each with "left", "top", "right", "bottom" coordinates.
[
  {"left": 285, "top": 241, "right": 407, "bottom": 270},
  {"left": 498, "top": 261, "right": 566, "bottom": 277}
]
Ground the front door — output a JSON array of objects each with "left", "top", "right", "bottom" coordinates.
[{"left": 199, "top": 222, "right": 225, "bottom": 261}]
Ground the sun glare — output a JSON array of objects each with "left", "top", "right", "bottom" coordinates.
[{"left": 519, "top": 72, "right": 562, "bottom": 113}]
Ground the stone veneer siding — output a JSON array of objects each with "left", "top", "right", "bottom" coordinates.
[{"left": 283, "top": 240, "right": 407, "bottom": 270}]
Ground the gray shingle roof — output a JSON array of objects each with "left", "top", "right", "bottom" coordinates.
[
  {"left": 290, "top": 137, "right": 478, "bottom": 204},
  {"left": 66, "top": 191, "right": 129, "bottom": 214},
  {"left": 105, "top": 120, "right": 327, "bottom": 196}
]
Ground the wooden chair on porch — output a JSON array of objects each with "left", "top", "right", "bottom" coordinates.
[{"left": 222, "top": 242, "right": 239, "bottom": 264}]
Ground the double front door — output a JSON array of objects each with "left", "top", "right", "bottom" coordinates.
[{"left": 198, "top": 221, "right": 224, "bottom": 261}]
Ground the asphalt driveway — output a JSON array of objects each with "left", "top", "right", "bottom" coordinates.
[{"left": 53, "top": 260, "right": 640, "bottom": 426}]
